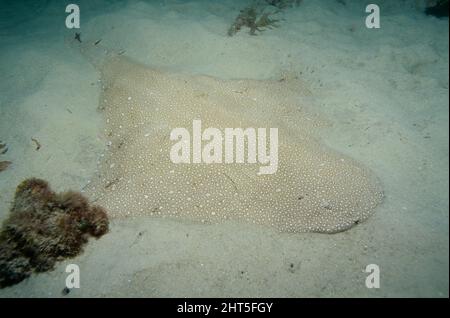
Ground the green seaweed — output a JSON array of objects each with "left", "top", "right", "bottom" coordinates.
[
  {"left": 227, "top": 0, "right": 301, "bottom": 36},
  {"left": 227, "top": 5, "right": 280, "bottom": 36}
]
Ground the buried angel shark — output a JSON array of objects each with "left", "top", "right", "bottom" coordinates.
[{"left": 79, "top": 40, "right": 383, "bottom": 234}]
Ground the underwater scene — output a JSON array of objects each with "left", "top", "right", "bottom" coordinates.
[{"left": 0, "top": 0, "right": 448, "bottom": 298}]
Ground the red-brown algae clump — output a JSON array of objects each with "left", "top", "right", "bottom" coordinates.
[{"left": 0, "top": 178, "right": 109, "bottom": 288}]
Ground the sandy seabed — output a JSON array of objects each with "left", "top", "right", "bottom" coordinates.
[{"left": 0, "top": 0, "right": 448, "bottom": 297}]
